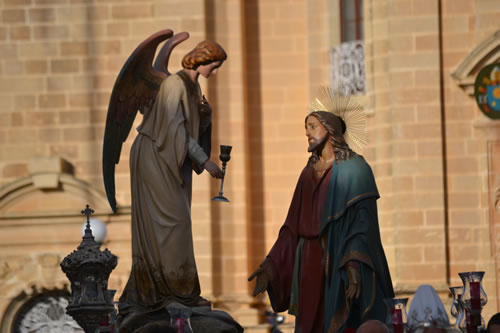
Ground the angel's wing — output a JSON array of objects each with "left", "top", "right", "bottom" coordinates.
[
  {"left": 103, "top": 29, "right": 173, "bottom": 213},
  {"left": 153, "top": 31, "right": 190, "bottom": 75}
]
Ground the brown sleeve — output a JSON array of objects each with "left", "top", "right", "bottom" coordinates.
[{"left": 265, "top": 168, "right": 307, "bottom": 312}]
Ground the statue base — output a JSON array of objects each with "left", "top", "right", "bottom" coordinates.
[{"left": 116, "top": 302, "right": 243, "bottom": 333}]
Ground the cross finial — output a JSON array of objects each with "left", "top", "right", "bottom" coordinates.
[
  {"left": 81, "top": 204, "right": 94, "bottom": 222},
  {"left": 80, "top": 204, "right": 96, "bottom": 244}
]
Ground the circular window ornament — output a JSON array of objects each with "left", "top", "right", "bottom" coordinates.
[
  {"left": 13, "top": 291, "right": 83, "bottom": 333},
  {"left": 474, "top": 63, "right": 500, "bottom": 120}
]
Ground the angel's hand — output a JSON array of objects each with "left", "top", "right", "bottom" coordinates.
[
  {"left": 200, "top": 95, "right": 212, "bottom": 114},
  {"left": 203, "top": 160, "right": 223, "bottom": 179}
]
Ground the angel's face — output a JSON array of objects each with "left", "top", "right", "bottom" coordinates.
[{"left": 197, "top": 61, "right": 222, "bottom": 79}]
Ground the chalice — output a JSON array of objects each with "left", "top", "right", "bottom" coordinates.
[{"left": 212, "top": 145, "right": 232, "bottom": 202}]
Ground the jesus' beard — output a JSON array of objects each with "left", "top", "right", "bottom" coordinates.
[{"left": 307, "top": 134, "right": 328, "bottom": 153}]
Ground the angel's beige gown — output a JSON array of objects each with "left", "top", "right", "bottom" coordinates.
[{"left": 119, "top": 71, "right": 211, "bottom": 313}]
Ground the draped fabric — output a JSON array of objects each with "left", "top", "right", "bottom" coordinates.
[
  {"left": 266, "top": 166, "right": 331, "bottom": 333},
  {"left": 118, "top": 71, "right": 211, "bottom": 317},
  {"left": 320, "top": 154, "right": 394, "bottom": 333},
  {"left": 408, "top": 285, "right": 457, "bottom": 333}
]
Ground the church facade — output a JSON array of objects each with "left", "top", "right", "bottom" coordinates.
[{"left": 0, "top": 0, "right": 499, "bottom": 331}]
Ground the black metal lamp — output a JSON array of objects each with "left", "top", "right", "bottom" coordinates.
[{"left": 60, "top": 205, "right": 118, "bottom": 333}]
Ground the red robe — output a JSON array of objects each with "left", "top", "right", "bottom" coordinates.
[{"left": 266, "top": 165, "right": 332, "bottom": 333}]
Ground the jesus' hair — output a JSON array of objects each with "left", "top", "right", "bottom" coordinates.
[{"left": 306, "top": 111, "right": 353, "bottom": 166}]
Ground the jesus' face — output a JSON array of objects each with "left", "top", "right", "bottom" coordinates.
[{"left": 305, "top": 115, "right": 328, "bottom": 153}]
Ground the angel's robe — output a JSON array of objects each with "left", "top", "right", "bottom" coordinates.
[
  {"left": 265, "top": 164, "right": 331, "bottom": 333},
  {"left": 118, "top": 70, "right": 211, "bottom": 315}
]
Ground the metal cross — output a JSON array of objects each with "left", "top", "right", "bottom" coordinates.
[{"left": 81, "top": 204, "right": 94, "bottom": 222}]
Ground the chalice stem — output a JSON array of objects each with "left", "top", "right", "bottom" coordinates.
[
  {"left": 218, "top": 162, "right": 227, "bottom": 196},
  {"left": 212, "top": 144, "right": 231, "bottom": 202}
]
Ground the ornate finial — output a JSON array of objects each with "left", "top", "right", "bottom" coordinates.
[
  {"left": 81, "top": 204, "right": 94, "bottom": 222},
  {"left": 80, "top": 204, "right": 96, "bottom": 245}
]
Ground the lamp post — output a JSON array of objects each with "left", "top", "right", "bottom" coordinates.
[{"left": 60, "top": 205, "right": 118, "bottom": 333}]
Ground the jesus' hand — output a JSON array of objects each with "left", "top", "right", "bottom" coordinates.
[
  {"left": 345, "top": 263, "right": 361, "bottom": 300},
  {"left": 248, "top": 259, "right": 272, "bottom": 297}
]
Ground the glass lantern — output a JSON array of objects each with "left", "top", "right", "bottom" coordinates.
[
  {"left": 459, "top": 271, "right": 487, "bottom": 331},
  {"left": 384, "top": 297, "right": 409, "bottom": 333},
  {"left": 455, "top": 295, "right": 468, "bottom": 332},
  {"left": 449, "top": 286, "right": 462, "bottom": 319},
  {"left": 166, "top": 305, "right": 193, "bottom": 333},
  {"left": 460, "top": 272, "right": 487, "bottom": 309}
]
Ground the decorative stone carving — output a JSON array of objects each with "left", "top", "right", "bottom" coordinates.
[
  {"left": 29, "top": 156, "right": 74, "bottom": 190},
  {"left": 452, "top": 30, "right": 500, "bottom": 96},
  {"left": 0, "top": 255, "right": 68, "bottom": 299},
  {"left": 0, "top": 158, "right": 111, "bottom": 215},
  {"left": 0, "top": 262, "right": 11, "bottom": 280},
  {"left": 330, "top": 40, "right": 366, "bottom": 96},
  {"left": 15, "top": 294, "right": 83, "bottom": 333}
]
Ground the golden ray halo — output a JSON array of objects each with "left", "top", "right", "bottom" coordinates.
[{"left": 308, "top": 87, "right": 367, "bottom": 153}]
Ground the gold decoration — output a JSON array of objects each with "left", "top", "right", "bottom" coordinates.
[{"left": 308, "top": 87, "right": 367, "bottom": 153}]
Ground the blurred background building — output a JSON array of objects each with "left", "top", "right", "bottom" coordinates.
[{"left": 0, "top": 0, "right": 499, "bottom": 331}]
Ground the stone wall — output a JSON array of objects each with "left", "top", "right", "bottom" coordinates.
[{"left": 441, "top": 0, "right": 500, "bottom": 319}]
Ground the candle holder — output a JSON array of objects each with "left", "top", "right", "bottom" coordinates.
[
  {"left": 449, "top": 286, "right": 466, "bottom": 331},
  {"left": 459, "top": 271, "right": 487, "bottom": 332},
  {"left": 167, "top": 303, "right": 193, "bottom": 333},
  {"left": 449, "top": 286, "right": 463, "bottom": 319},
  {"left": 212, "top": 145, "right": 232, "bottom": 202},
  {"left": 384, "top": 297, "right": 408, "bottom": 333}
]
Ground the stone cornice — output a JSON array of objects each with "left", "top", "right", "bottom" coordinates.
[{"left": 451, "top": 30, "right": 500, "bottom": 96}]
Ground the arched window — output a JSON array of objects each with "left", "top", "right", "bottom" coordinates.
[
  {"left": 340, "top": 0, "right": 364, "bottom": 42},
  {"left": 331, "top": 0, "right": 365, "bottom": 96}
]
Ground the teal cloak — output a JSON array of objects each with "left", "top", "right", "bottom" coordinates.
[{"left": 320, "top": 154, "right": 394, "bottom": 333}]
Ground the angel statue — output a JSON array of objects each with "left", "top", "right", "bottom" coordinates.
[{"left": 103, "top": 30, "right": 242, "bottom": 332}]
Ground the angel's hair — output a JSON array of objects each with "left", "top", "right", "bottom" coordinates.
[
  {"left": 182, "top": 40, "right": 227, "bottom": 70},
  {"left": 306, "top": 111, "right": 352, "bottom": 166}
]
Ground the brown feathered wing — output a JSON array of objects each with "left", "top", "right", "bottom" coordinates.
[{"left": 103, "top": 29, "right": 188, "bottom": 213}]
